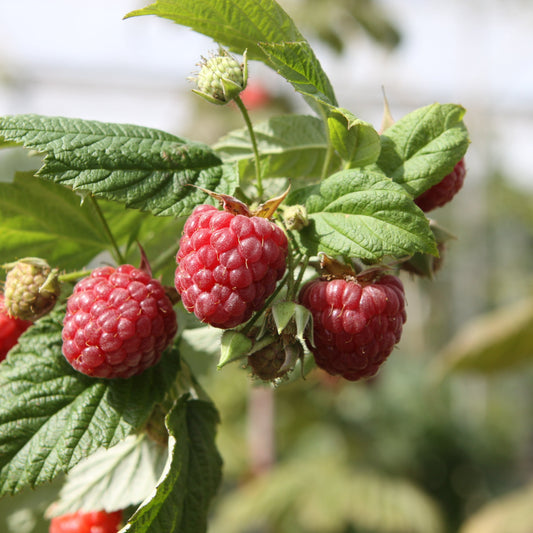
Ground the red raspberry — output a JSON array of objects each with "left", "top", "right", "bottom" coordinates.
[
  {"left": 299, "top": 274, "right": 407, "bottom": 381},
  {"left": 0, "top": 294, "right": 32, "bottom": 362},
  {"left": 62, "top": 265, "right": 177, "bottom": 379},
  {"left": 175, "top": 204, "right": 288, "bottom": 329},
  {"left": 49, "top": 509, "right": 122, "bottom": 533},
  {"left": 239, "top": 82, "right": 271, "bottom": 110},
  {"left": 415, "top": 158, "right": 466, "bottom": 212}
]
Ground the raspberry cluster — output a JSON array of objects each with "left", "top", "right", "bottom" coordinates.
[
  {"left": 415, "top": 158, "right": 466, "bottom": 212},
  {"left": 299, "top": 274, "right": 406, "bottom": 381},
  {"left": 62, "top": 265, "right": 177, "bottom": 379},
  {"left": 0, "top": 294, "right": 32, "bottom": 362},
  {"left": 49, "top": 510, "right": 122, "bottom": 533},
  {"left": 175, "top": 204, "right": 288, "bottom": 329}
]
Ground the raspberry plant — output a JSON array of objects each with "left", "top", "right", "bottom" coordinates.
[{"left": 0, "top": 1, "right": 469, "bottom": 532}]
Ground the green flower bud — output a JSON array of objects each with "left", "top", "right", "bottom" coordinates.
[
  {"left": 193, "top": 49, "right": 248, "bottom": 105},
  {"left": 282, "top": 204, "right": 309, "bottom": 231}
]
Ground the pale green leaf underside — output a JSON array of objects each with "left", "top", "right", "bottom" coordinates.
[
  {"left": 460, "top": 480, "right": 533, "bottom": 533},
  {"left": 377, "top": 103, "right": 469, "bottom": 196},
  {"left": 48, "top": 435, "right": 168, "bottom": 517},
  {"left": 214, "top": 114, "right": 335, "bottom": 179},
  {"left": 0, "top": 309, "right": 181, "bottom": 496},
  {"left": 121, "top": 397, "right": 222, "bottom": 533},
  {"left": 435, "top": 296, "right": 533, "bottom": 376},
  {"left": 125, "top": 0, "right": 337, "bottom": 112},
  {"left": 0, "top": 114, "right": 236, "bottom": 217},
  {"left": 287, "top": 169, "right": 437, "bottom": 261},
  {"left": 210, "top": 457, "right": 444, "bottom": 533}
]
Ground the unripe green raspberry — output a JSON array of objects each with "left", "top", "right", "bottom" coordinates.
[
  {"left": 193, "top": 49, "right": 248, "bottom": 105},
  {"left": 282, "top": 205, "right": 309, "bottom": 231},
  {"left": 248, "top": 337, "right": 303, "bottom": 382},
  {"left": 3, "top": 258, "right": 60, "bottom": 321}
]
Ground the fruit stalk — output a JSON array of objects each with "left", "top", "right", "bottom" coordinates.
[
  {"left": 90, "top": 196, "right": 126, "bottom": 265},
  {"left": 234, "top": 94, "right": 263, "bottom": 198}
]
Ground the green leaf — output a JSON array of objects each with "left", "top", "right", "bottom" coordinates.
[
  {"left": 47, "top": 435, "right": 168, "bottom": 517},
  {"left": 121, "top": 396, "right": 222, "bottom": 533},
  {"left": 376, "top": 103, "right": 469, "bottom": 196},
  {"left": 218, "top": 331, "right": 253, "bottom": 369},
  {"left": 214, "top": 115, "right": 336, "bottom": 180},
  {"left": 294, "top": 304, "right": 313, "bottom": 347},
  {"left": 0, "top": 114, "right": 236, "bottom": 217},
  {"left": 125, "top": 0, "right": 337, "bottom": 113},
  {"left": 0, "top": 173, "right": 113, "bottom": 269},
  {"left": 271, "top": 302, "right": 296, "bottom": 334},
  {"left": 327, "top": 108, "right": 381, "bottom": 167},
  {"left": 0, "top": 307, "right": 181, "bottom": 496},
  {"left": 258, "top": 41, "right": 337, "bottom": 111},
  {"left": 125, "top": 0, "right": 301, "bottom": 62},
  {"left": 434, "top": 296, "right": 533, "bottom": 376},
  {"left": 0, "top": 172, "right": 167, "bottom": 270},
  {"left": 287, "top": 169, "right": 437, "bottom": 261}
]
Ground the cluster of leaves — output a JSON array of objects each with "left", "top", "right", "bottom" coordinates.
[{"left": 0, "top": 0, "right": 469, "bottom": 532}]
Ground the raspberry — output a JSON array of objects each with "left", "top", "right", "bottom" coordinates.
[
  {"left": 299, "top": 274, "right": 407, "bottom": 381},
  {"left": 62, "top": 265, "right": 177, "bottom": 379},
  {"left": 0, "top": 294, "right": 32, "bottom": 362},
  {"left": 175, "top": 204, "right": 288, "bottom": 329},
  {"left": 49, "top": 509, "right": 122, "bottom": 533},
  {"left": 415, "top": 158, "right": 466, "bottom": 212},
  {"left": 3, "top": 257, "right": 60, "bottom": 321},
  {"left": 239, "top": 81, "right": 271, "bottom": 110}
]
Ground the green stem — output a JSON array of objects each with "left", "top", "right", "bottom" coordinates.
[
  {"left": 90, "top": 196, "right": 126, "bottom": 265},
  {"left": 292, "top": 255, "right": 310, "bottom": 298},
  {"left": 58, "top": 270, "right": 93, "bottom": 283},
  {"left": 150, "top": 241, "right": 181, "bottom": 277},
  {"left": 234, "top": 95, "right": 263, "bottom": 198},
  {"left": 241, "top": 270, "right": 290, "bottom": 335},
  {"left": 321, "top": 143, "right": 335, "bottom": 180}
]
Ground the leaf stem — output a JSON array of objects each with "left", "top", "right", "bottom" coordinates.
[
  {"left": 292, "top": 254, "right": 310, "bottom": 298},
  {"left": 58, "top": 270, "right": 93, "bottom": 283},
  {"left": 234, "top": 95, "right": 263, "bottom": 198},
  {"left": 150, "top": 241, "right": 181, "bottom": 277},
  {"left": 321, "top": 142, "right": 335, "bottom": 180},
  {"left": 90, "top": 196, "right": 126, "bottom": 265},
  {"left": 241, "top": 270, "right": 290, "bottom": 335}
]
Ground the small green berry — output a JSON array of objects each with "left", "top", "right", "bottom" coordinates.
[
  {"left": 247, "top": 333, "right": 303, "bottom": 383},
  {"left": 282, "top": 205, "right": 309, "bottom": 231},
  {"left": 3, "top": 257, "right": 60, "bottom": 321},
  {"left": 193, "top": 49, "right": 248, "bottom": 105}
]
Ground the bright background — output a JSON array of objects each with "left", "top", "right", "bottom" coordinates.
[{"left": 1, "top": 0, "right": 532, "bottom": 188}]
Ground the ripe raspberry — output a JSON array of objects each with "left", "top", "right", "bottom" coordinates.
[
  {"left": 49, "top": 509, "right": 122, "bottom": 533},
  {"left": 299, "top": 274, "right": 407, "bottom": 381},
  {"left": 62, "top": 265, "right": 177, "bottom": 379},
  {"left": 0, "top": 294, "right": 32, "bottom": 362},
  {"left": 239, "top": 81, "right": 271, "bottom": 110},
  {"left": 3, "top": 257, "right": 60, "bottom": 321},
  {"left": 175, "top": 204, "right": 288, "bottom": 329},
  {"left": 415, "top": 158, "right": 466, "bottom": 212}
]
